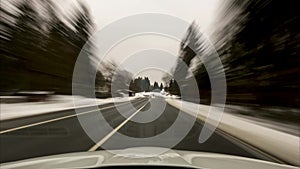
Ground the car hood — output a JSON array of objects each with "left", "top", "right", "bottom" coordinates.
[{"left": 1, "top": 147, "right": 297, "bottom": 169}]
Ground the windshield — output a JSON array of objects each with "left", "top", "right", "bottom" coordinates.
[{"left": 0, "top": 0, "right": 299, "bottom": 168}]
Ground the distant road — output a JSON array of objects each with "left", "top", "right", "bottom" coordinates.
[{"left": 0, "top": 97, "right": 284, "bottom": 164}]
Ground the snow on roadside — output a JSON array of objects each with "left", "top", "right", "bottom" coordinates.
[
  {"left": 0, "top": 95, "right": 142, "bottom": 121},
  {"left": 166, "top": 98, "right": 300, "bottom": 166},
  {"left": 220, "top": 104, "right": 300, "bottom": 136}
]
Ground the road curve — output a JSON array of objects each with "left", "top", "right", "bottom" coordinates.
[{"left": 0, "top": 97, "right": 285, "bottom": 164}]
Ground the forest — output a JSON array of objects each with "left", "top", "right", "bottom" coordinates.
[
  {"left": 169, "top": 0, "right": 299, "bottom": 108},
  {"left": 1, "top": 0, "right": 96, "bottom": 94},
  {"left": 1, "top": 0, "right": 299, "bottom": 108}
]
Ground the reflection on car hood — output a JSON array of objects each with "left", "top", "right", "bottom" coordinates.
[{"left": 1, "top": 147, "right": 297, "bottom": 169}]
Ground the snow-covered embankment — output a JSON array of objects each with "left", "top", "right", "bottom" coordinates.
[
  {"left": 166, "top": 99, "right": 300, "bottom": 166},
  {"left": 0, "top": 95, "right": 141, "bottom": 121}
]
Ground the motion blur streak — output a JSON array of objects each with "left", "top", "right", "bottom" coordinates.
[
  {"left": 1, "top": 0, "right": 299, "bottom": 109},
  {"left": 1, "top": 0, "right": 94, "bottom": 94},
  {"left": 171, "top": 0, "right": 300, "bottom": 124},
  {"left": 0, "top": 0, "right": 299, "bottom": 166}
]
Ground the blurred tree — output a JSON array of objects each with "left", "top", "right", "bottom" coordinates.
[
  {"left": 162, "top": 73, "right": 172, "bottom": 85},
  {"left": 2, "top": 1, "right": 44, "bottom": 90},
  {"left": 73, "top": 2, "right": 94, "bottom": 48},
  {"left": 0, "top": 0, "right": 97, "bottom": 95},
  {"left": 95, "top": 70, "right": 105, "bottom": 91},
  {"left": 177, "top": 0, "right": 300, "bottom": 106},
  {"left": 96, "top": 61, "right": 135, "bottom": 97},
  {"left": 153, "top": 81, "right": 159, "bottom": 90},
  {"left": 159, "top": 83, "right": 163, "bottom": 90},
  {"left": 111, "top": 69, "right": 133, "bottom": 97},
  {"left": 215, "top": 0, "right": 300, "bottom": 106},
  {"left": 97, "top": 61, "right": 118, "bottom": 95},
  {"left": 128, "top": 76, "right": 153, "bottom": 93},
  {"left": 172, "top": 22, "right": 206, "bottom": 100},
  {"left": 168, "top": 79, "right": 180, "bottom": 96},
  {"left": 144, "top": 77, "right": 150, "bottom": 92},
  {"left": 129, "top": 80, "right": 138, "bottom": 93}
]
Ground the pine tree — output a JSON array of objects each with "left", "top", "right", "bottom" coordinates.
[{"left": 159, "top": 83, "right": 163, "bottom": 90}]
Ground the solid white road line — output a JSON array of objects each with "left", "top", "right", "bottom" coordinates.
[
  {"left": 88, "top": 101, "right": 149, "bottom": 151},
  {"left": 0, "top": 99, "right": 145, "bottom": 134}
]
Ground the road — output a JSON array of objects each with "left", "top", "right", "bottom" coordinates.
[{"left": 0, "top": 96, "right": 284, "bottom": 164}]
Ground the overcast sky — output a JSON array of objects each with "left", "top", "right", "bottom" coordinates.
[{"left": 85, "top": 0, "right": 221, "bottom": 84}]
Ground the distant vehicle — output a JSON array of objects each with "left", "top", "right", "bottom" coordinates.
[
  {"left": 113, "top": 89, "right": 135, "bottom": 97},
  {"left": 16, "top": 91, "right": 54, "bottom": 102}
]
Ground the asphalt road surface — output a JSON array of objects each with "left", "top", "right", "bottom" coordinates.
[{"left": 0, "top": 96, "right": 284, "bottom": 164}]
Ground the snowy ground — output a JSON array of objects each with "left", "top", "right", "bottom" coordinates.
[
  {"left": 0, "top": 91, "right": 174, "bottom": 121},
  {"left": 222, "top": 107, "right": 300, "bottom": 136},
  {"left": 0, "top": 95, "right": 143, "bottom": 121},
  {"left": 166, "top": 98, "right": 300, "bottom": 166},
  {"left": 1, "top": 92, "right": 299, "bottom": 165}
]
